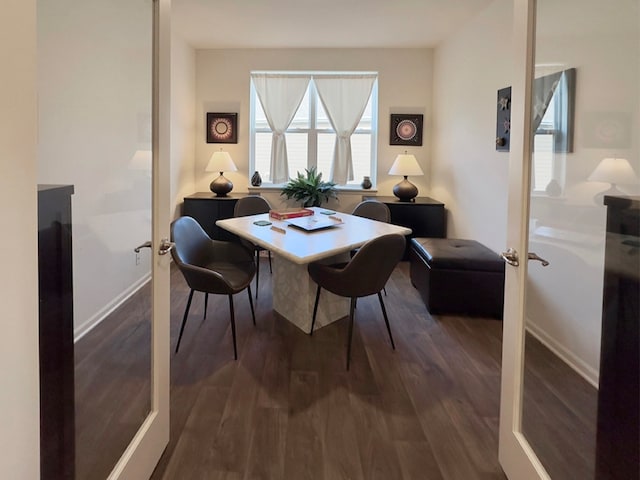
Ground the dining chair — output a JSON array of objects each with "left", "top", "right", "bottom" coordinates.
[
  {"left": 171, "top": 216, "right": 256, "bottom": 359},
  {"left": 308, "top": 234, "right": 406, "bottom": 369},
  {"left": 352, "top": 199, "right": 391, "bottom": 295},
  {"left": 233, "top": 195, "right": 273, "bottom": 298}
]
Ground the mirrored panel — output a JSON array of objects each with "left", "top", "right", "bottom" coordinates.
[
  {"left": 37, "top": 0, "right": 153, "bottom": 477},
  {"left": 522, "top": 0, "right": 639, "bottom": 478}
]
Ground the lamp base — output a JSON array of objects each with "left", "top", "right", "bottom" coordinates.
[
  {"left": 593, "top": 183, "right": 623, "bottom": 206},
  {"left": 210, "top": 173, "right": 233, "bottom": 197},
  {"left": 392, "top": 176, "right": 418, "bottom": 202}
]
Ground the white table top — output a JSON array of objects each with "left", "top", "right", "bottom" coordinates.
[{"left": 216, "top": 206, "right": 412, "bottom": 265}]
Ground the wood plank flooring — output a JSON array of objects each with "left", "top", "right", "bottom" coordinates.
[
  {"left": 74, "top": 258, "right": 598, "bottom": 479},
  {"left": 150, "top": 261, "right": 507, "bottom": 480}
]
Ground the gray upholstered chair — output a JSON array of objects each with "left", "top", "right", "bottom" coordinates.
[
  {"left": 307, "top": 234, "right": 405, "bottom": 369},
  {"left": 233, "top": 195, "right": 272, "bottom": 298},
  {"left": 171, "top": 216, "right": 256, "bottom": 359},
  {"left": 351, "top": 199, "right": 391, "bottom": 223}
]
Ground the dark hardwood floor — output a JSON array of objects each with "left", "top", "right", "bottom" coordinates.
[{"left": 74, "top": 258, "right": 597, "bottom": 479}]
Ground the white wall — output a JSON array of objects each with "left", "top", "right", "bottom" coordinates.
[
  {"left": 37, "top": 0, "right": 154, "bottom": 334},
  {"left": 171, "top": 33, "right": 196, "bottom": 219},
  {"left": 1, "top": 1, "right": 40, "bottom": 477},
  {"left": 431, "top": 0, "right": 512, "bottom": 254},
  {"left": 193, "top": 48, "right": 433, "bottom": 213}
]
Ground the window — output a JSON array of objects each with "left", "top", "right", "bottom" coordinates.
[{"left": 250, "top": 72, "right": 378, "bottom": 187}]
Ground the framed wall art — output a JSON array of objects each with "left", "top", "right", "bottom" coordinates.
[
  {"left": 390, "top": 114, "right": 423, "bottom": 146},
  {"left": 496, "top": 86, "right": 511, "bottom": 151},
  {"left": 206, "top": 112, "right": 238, "bottom": 143}
]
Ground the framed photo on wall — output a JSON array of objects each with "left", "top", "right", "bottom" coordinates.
[
  {"left": 206, "top": 112, "right": 238, "bottom": 143},
  {"left": 390, "top": 114, "right": 423, "bottom": 146}
]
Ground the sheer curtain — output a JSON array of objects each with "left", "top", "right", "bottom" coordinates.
[
  {"left": 251, "top": 73, "right": 310, "bottom": 183},
  {"left": 314, "top": 74, "right": 376, "bottom": 184}
]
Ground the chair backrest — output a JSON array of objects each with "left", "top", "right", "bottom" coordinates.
[
  {"left": 351, "top": 200, "right": 390, "bottom": 223},
  {"left": 346, "top": 234, "right": 405, "bottom": 295},
  {"left": 170, "top": 216, "right": 214, "bottom": 268},
  {"left": 234, "top": 195, "right": 271, "bottom": 217}
]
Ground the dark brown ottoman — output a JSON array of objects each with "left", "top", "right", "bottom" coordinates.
[{"left": 409, "top": 238, "right": 505, "bottom": 319}]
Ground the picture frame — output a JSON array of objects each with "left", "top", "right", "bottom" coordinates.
[
  {"left": 206, "top": 112, "right": 238, "bottom": 143},
  {"left": 390, "top": 114, "right": 423, "bottom": 146},
  {"left": 496, "top": 86, "right": 511, "bottom": 152}
]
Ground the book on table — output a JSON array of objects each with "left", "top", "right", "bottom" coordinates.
[{"left": 269, "top": 208, "right": 314, "bottom": 220}]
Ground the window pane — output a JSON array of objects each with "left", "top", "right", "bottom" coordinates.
[
  {"left": 255, "top": 97, "right": 270, "bottom": 130},
  {"left": 290, "top": 89, "right": 310, "bottom": 129},
  {"left": 317, "top": 133, "right": 336, "bottom": 179},
  {"left": 350, "top": 133, "right": 372, "bottom": 184},
  {"left": 255, "top": 132, "right": 272, "bottom": 182},
  {"left": 286, "top": 133, "right": 308, "bottom": 180},
  {"left": 316, "top": 96, "right": 332, "bottom": 130},
  {"left": 357, "top": 95, "right": 373, "bottom": 130},
  {"left": 533, "top": 133, "right": 554, "bottom": 191}
]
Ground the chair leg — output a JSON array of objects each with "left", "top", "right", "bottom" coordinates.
[
  {"left": 310, "top": 285, "right": 321, "bottom": 335},
  {"left": 383, "top": 286, "right": 387, "bottom": 296},
  {"left": 228, "top": 294, "right": 237, "bottom": 360},
  {"left": 247, "top": 285, "right": 256, "bottom": 326},
  {"left": 255, "top": 249, "right": 260, "bottom": 299},
  {"left": 346, "top": 297, "right": 357, "bottom": 370},
  {"left": 377, "top": 292, "right": 395, "bottom": 350},
  {"left": 175, "top": 289, "right": 194, "bottom": 353},
  {"left": 268, "top": 251, "right": 272, "bottom": 274},
  {"left": 204, "top": 292, "right": 208, "bottom": 320}
]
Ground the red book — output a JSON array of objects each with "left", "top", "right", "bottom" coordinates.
[{"left": 269, "top": 208, "right": 314, "bottom": 220}]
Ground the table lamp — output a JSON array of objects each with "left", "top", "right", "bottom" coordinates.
[
  {"left": 588, "top": 157, "right": 638, "bottom": 204},
  {"left": 206, "top": 150, "right": 238, "bottom": 197},
  {"left": 388, "top": 151, "right": 424, "bottom": 202}
]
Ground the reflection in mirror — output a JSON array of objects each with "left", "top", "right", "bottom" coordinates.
[
  {"left": 37, "top": 0, "right": 153, "bottom": 477},
  {"left": 522, "top": 0, "right": 639, "bottom": 479}
]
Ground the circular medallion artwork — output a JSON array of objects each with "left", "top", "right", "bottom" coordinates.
[
  {"left": 206, "top": 113, "right": 238, "bottom": 143},
  {"left": 390, "top": 114, "right": 423, "bottom": 146}
]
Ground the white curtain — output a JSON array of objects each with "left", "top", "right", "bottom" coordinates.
[
  {"left": 313, "top": 75, "right": 376, "bottom": 184},
  {"left": 251, "top": 73, "right": 311, "bottom": 183}
]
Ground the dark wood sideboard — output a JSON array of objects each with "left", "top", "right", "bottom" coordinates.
[
  {"left": 363, "top": 195, "right": 446, "bottom": 258},
  {"left": 182, "top": 192, "right": 244, "bottom": 241},
  {"left": 38, "top": 184, "right": 75, "bottom": 480},
  {"left": 595, "top": 195, "right": 639, "bottom": 480}
]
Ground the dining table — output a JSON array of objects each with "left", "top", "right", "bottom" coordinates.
[{"left": 216, "top": 206, "right": 412, "bottom": 333}]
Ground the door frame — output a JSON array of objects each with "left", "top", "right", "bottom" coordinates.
[
  {"left": 498, "top": 0, "right": 551, "bottom": 478},
  {"left": 106, "top": 0, "right": 171, "bottom": 478}
]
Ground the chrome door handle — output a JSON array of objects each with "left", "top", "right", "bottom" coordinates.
[
  {"left": 501, "top": 248, "right": 519, "bottom": 266},
  {"left": 528, "top": 252, "right": 549, "bottom": 266},
  {"left": 159, "top": 238, "right": 175, "bottom": 256},
  {"left": 134, "top": 241, "right": 152, "bottom": 253}
]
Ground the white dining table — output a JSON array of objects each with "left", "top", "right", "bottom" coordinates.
[{"left": 216, "top": 206, "right": 411, "bottom": 333}]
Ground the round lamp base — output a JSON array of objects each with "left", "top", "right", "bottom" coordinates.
[
  {"left": 392, "top": 177, "right": 418, "bottom": 202},
  {"left": 210, "top": 173, "right": 233, "bottom": 197}
]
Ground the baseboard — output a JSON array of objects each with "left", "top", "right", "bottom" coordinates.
[
  {"left": 526, "top": 322, "right": 599, "bottom": 389},
  {"left": 74, "top": 272, "right": 152, "bottom": 343}
]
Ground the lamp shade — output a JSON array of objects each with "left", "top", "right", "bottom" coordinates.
[
  {"left": 588, "top": 157, "right": 638, "bottom": 185},
  {"left": 388, "top": 153, "right": 424, "bottom": 177},
  {"left": 205, "top": 150, "right": 237, "bottom": 173}
]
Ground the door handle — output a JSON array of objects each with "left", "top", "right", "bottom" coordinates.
[
  {"left": 158, "top": 238, "right": 175, "bottom": 256},
  {"left": 134, "top": 241, "right": 152, "bottom": 253},
  {"left": 528, "top": 252, "right": 550, "bottom": 266},
  {"left": 501, "top": 248, "right": 519, "bottom": 266}
]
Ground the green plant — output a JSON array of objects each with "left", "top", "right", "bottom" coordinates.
[{"left": 280, "top": 167, "right": 338, "bottom": 207}]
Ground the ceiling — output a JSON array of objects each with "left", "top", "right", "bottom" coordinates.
[{"left": 171, "top": 0, "right": 495, "bottom": 49}]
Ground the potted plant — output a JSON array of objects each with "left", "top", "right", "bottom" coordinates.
[{"left": 280, "top": 167, "right": 338, "bottom": 207}]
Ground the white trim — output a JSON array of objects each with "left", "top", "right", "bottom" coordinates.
[
  {"left": 73, "top": 273, "right": 152, "bottom": 342},
  {"left": 525, "top": 323, "right": 599, "bottom": 388}
]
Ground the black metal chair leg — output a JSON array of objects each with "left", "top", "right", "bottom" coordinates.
[
  {"left": 346, "top": 298, "right": 357, "bottom": 370},
  {"left": 268, "top": 251, "right": 272, "bottom": 273},
  {"left": 377, "top": 291, "right": 395, "bottom": 350},
  {"left": 255, "top": 249, "right": 260, "bottom": 299},
  {"left": 175, "top": 289, "right": 194, "bottom": 353},
  {"left": 383, "top": 286, "right": 387, "bottom": 296},
  {"left": 311, "top": 285, "right": 321, "bottom": 335},
  {"left": 204, "top": 292, "right": 208, "bottom": 320},
  {"left": 247, "top": 285, "right": 256, "bottom": 325},
  {"left": 228, "top": 295, "right": 237, "bottom": 360}
]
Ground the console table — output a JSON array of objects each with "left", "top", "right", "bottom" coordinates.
[
  {"left": 182, "top": 192, "right": 244, "bottom": 241},
  {"left": 363, "top": 195, "right": 446, "bottom": 258}
]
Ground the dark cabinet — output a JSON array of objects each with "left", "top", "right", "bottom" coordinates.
[
  {"left": 182, "top": 193, "right": 243, "bottom": 241},
  {"left": 363, "top": 196, "right": 446, "bottom": 258},
  {"left": 38, "top": 184, "right": 75, "bottom": 480},
  {"left": 596, "top": 195, "right": 639, "bottom": 480}
]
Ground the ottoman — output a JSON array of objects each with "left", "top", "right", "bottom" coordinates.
[{"left": 409, "top": 238, "right": 505, "bottom": 319}]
